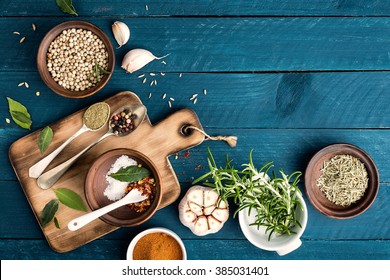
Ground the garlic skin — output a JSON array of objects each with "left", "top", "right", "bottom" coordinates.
[
  {"left": 112, "top": 21, "right": 130, "bottom": 48},
  {"left": 179, "top": 185, "right": 229, "bottom": 236},
  {"left": 121, "top": 49, "right": 170, "bottom": 73}
]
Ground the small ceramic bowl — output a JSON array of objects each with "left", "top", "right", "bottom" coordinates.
[
  {"left": 127, "top": 227, "right": 187, "bottom": 260},
  {"left": 238, "top": 192, "right": 308, "bottom": 256},
  {"left": 305, "top": 143, "right": 379, "bottom": 219},
  {"left": 37, "top": 20, "right": 115, "bottom": 98},
  {"left": 85, "top": 148, "right": 162, "bottom": 227}
]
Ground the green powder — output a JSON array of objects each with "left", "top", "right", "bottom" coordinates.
[{"left": 83, "top": 102, "right": 110, "bottom": 130}]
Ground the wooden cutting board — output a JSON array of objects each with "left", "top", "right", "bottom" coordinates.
[{"left": 9, "top": 91, "right": 205, "bottom": 253}]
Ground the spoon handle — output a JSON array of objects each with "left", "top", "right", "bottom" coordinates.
[
  {"left": 68, "top": 191, "right": 147, "bottom": 231},
  {"left": 37, "top": 131, "right": 113, "bottom": 190},
  {"left": 29, "top": 125, "right": 90, "bottom": 178}
]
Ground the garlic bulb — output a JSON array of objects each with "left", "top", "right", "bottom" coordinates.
[
  {"left": 112, "top": 21, "right": 130, "bottom": 48},
  {"left": 121, "top": 49, "right": 170, "bottom": 73},
  {"left": 179, "top": 185, "right": 229, "bottom": 236}
]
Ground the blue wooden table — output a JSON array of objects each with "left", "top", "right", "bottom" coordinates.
[{"left": 1, "top": 0, "right": 390, "bottom": 260}]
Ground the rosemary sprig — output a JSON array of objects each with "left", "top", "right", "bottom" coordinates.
[
  {"left": 90, "top": 62, "right": 111, "bottom": 83},
  {"left": 193, "top": 148, "right": 303, "bottom": 240}
]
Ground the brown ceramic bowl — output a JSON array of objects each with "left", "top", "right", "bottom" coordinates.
[
  {"left": 85, "top": 148, "right": 162, "bottom": 227},
  {"left": 305, "top": 144, "right": 379, "bottom": 219},
  {"left": 37, "top": 20, "right": 115, "bottom": 98}
]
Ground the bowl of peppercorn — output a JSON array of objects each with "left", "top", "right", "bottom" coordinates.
[
  {"left": 305, "top": 143, "right": 379, "bottom": 219},
  {"left": 37, "top": 20, "right": 115, "bottom": 98},
  {"left": 85, "top": 148, "right": 162, "bottom": 227}
]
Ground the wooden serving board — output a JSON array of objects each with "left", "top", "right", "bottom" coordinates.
[{"left": 9, "top": 91, "right": 205, "bottom": 253}]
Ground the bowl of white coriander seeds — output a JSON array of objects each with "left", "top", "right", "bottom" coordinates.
[{"left": 37, "top": 20, "right": 115, "bottom": 98}]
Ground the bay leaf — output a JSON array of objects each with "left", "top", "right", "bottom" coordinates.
[
  {"left": 41, "top": 199, "right": 59, "bottom": 227},
  {"left": 109, "top": 165, "right": 150, "bottom": 182},
  {"left": 55, "top": 0, "right": 78, "bottom": 16},
  {"left": 7, "top": 97, "right": 32, "bottom": 129},
  {"left": 38, "top": 126, "right": 54, "bottom": 153},
  {"left": 54, "top": 217, "right": 60, "bottom": 229},
  {"left": 54, "top": 188, "right": 87, "bottom": 212}
]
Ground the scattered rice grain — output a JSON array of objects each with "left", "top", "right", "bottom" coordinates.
[
  {"left": 145, "top": 5, "right": 149, "bottom": 11},
  {"left": 19, "top": 37, "right": 26, "bottom": 43},
  {"left": 13, "top": 31, "right": 20, "bottom": 35},
  {"left": 193, "top": 98, "right": 197, "bottom": 104},
  {"left": 148, "top": 93, "right": 152, "bottom": 99},
  {"left": 168, "top": 101, "right": 172, "bottom": 108},
  {"left": 5, "top": 118, "right": 10, "bottom": 124},
  {"left": 32, "top": 23, "right": 36, "bottom": 31},
  {"left": 162, "top": 93, "right": 167, "bottom": 99},
  {"left": 142, "top": 78, "right": 147, "bottom": 84},
  {"left": 36, "top": 91, "right": 40, "bottom": 96},
  {"left": 149, "top": 73, "right": 156, "bottom": 76},
  {"left": 203, "top": 89, "right": 207, "bottom": 95},
  {"left": 179, "top": 73, "right": 183, "bottom": 77},
  {"left": 138, "top": 74, "right": 145, "bottom": 78},
  {"left": 161, "top": 61, "right": 167, "bottom": 65},
  {"left": 169, "top": 97, "right": 175, "bottom": 101},
  {"left": 160, "top": 72, "right": 165, "bottom": 76},
  {"left": 18, "top": 82, "right": 25, "bottom": 87},
  {"left": 25, "top": 82, "right": 29, "bottom": 88}
]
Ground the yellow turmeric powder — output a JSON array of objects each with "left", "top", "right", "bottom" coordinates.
[{"left": 133, "top": 232, "right": 183, "bottom": 260}]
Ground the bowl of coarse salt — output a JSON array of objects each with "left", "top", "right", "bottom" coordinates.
[{"left": 85, "top": 148, "right": 162, "bottom": 227}]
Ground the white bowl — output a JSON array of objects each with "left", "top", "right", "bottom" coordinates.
[
  {"left": 126, "top": 227, "right": 187, "bottom": 260},
  {"left": 238, "top": 193, "right": 308, "bottom": 256}
]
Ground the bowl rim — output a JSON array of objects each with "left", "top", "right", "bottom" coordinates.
[
  {"left": 37, "top": 20, "right": 115, "bottom": 98},
  {"left": 84, "top": 148, "right": 162, "bottom": 227},
  {"left": 304, "top": 143, "right": 379, "bottom": 219},
  {"left": 238, "top": 192, "right": 308, "bottom": 251},
  {"left": 126, "top": 227, "right": 187, "bottom": 260}
]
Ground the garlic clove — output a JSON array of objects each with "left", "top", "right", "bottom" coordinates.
[
  {"left": 178, "top": 185, "right": 229, "bottom": 236},
  {"left": 121, "top": 49, "right": 170, "bottom": 73},
  {"left": 203, "top": 205, "right": 216, "bottom": 216},
  {"left": 112, "top": 21, "right": 130, "bottom": 48},
  {"left": 207, "top": 216, "right": 222, "bottom": 231},
  {"left": 182, "top": 211, "right": 197, "bottom": 224},
  {"left": 212, "top": 208, "right": 229, "bottom": 222},
  {"left": 204, "top": 189, "right": 219, "bottom": 207},
  {"left": 187, "top": 187, "right": 204, "bottom": 206},
  {"left": 217, "top": 198, "right": 228, "bottom": 209},
  {"left": 189, "top": 202, "right": 203, "bottom": 216},
  {"left": 193, "top": 216, "right": 209, "bottom": 236}
]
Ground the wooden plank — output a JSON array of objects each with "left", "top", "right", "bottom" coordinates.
[
  {"left": 3, "top": 1, "right": 390, "bottom": 17},
  {"left": 2, "top": 129, "right": 390, "bottom": 181},
  {"left": 0, "top": 239, "right": 388, "bottom": 259},
  {"left": 1, "top": 180, "right": 389, "bottom": 240},
  {"left": 3, "top": 17, "right": 390, "bottom": 72},
  {"left": 2, "top": 72, "right": 390, "bottom": 130}
]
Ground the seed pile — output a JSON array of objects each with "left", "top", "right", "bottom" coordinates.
[
  {"left": 126, "top": 176, "right": 156, "bottom": 213},
  {"left": 110, "top": 109, "right": 136, "bottom": 135},
  {"left": 47, "top": 28, "right": 109, "bottom": 92},
  {"left": 317, "top": 154, "right": 369, "bottom": 206}
]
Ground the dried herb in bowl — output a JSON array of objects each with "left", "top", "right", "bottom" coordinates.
[{"left": 193, "top": 148, "right": 303, "bottom": 240}]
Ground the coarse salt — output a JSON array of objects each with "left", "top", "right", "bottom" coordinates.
[{"left": 104, "top": 155, "right": 137, "bottom": 201}]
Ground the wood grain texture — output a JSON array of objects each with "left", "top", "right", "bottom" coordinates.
[
  {"left": 1, "top": 181, "right": 389, "bottom": 241},
  {"left": 2, "top": 0, "right": 390, "bottom": 16},
  {"left": 3, "top": 129, "right": 390, "bottom": 181},
  {"left": 1, "top": 72, "right": 390, "bottom": 130},
  {"left": 3, "top": 17, "right": 390, "bottom": 72},
  {"left": 0, "top": 239, "right": 389, "bottom": 260},
  {"left": 8, "top": 91, "right": 204, "bottom": 252}
]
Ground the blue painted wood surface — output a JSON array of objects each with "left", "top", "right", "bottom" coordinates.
[{"left": 0, "top": 1, "right": 389, "bottom": 260}]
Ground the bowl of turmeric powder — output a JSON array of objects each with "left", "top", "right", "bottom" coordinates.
[{"left": 127, "top": 227, "right": 187, "bottom": 260}]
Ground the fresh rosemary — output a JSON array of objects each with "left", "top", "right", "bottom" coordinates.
[
  {"left": 193, "top": 148, "right": 303, "bottom": 240},
  {"left": 90, "top": 62, "right": 111, "bottom": 83}
]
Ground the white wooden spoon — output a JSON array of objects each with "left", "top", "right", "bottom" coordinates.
[{"left": 68, "top": 189, "right": 147, "bottom": 231}]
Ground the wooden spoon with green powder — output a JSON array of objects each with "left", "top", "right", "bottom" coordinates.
[{"left": 29, "top": 102, "right": 110, "bottom": 179}]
